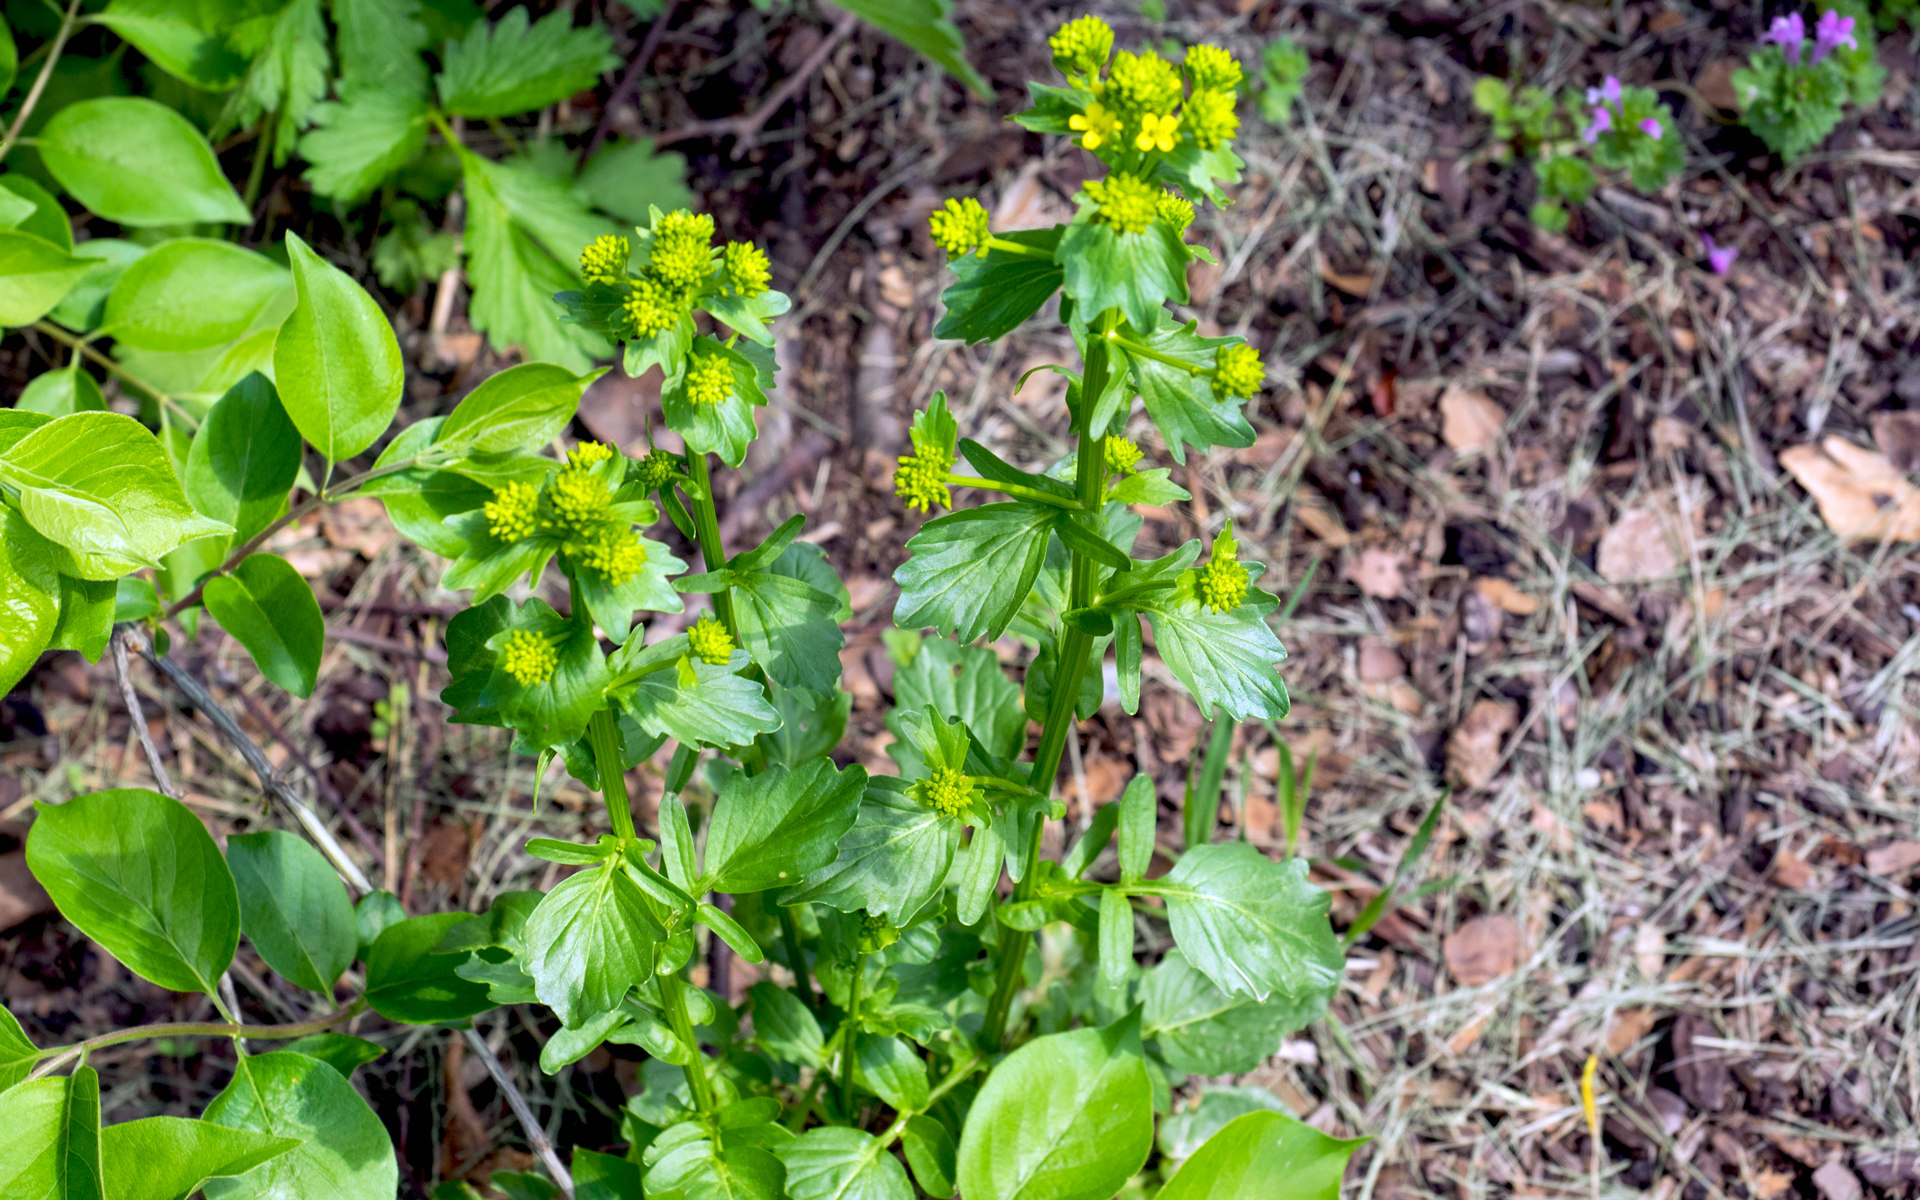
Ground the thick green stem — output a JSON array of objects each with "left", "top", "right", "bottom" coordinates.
[
  {"left": 979, "top": 309, "right": 1118, "bottom": 1051},
  {"left": 28, "top": 1001, "right": 365, "bottom": 1081},
  {"left": 840, "top": 951, "right": 866, "bottom": 1119},
  {"left": 587, "top": 707, "right": 636, "bottom": 841},
  {"left": 660, "top": 971, "right": 716, "bottom": 1113},
  {"left": 780, "top": 905, "right": 818, "bottom": 1012},
  {"left": 685, "top": 452, "right": 738, "bottom": 634}
]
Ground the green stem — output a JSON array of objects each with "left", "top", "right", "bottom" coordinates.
[
  {"left": 240, "top": 110, "right": 278, "bottom": 216},
  {"left": 944, "top": 475, "right": 1084, "bottom": 510},
  {"left": 779, "top": 905, "right": 818, "bottom": 1013},
  {"left": 684, "top": 452, "right": 738, "bottom": 634},
  {"left": 1106, "top": 332, "right": 1203, "bottom": 376},
  {"left": 875, "top": 1051, "right": 983, "bottom": 1148},
  {"left": 981, "top": 236, "right": 1053, "bottom": 260},
  {"left": 660, "top": 971, "right": 716, "bottom": 1113},
  {"left": 0, "top": 0, "right": 81, "bottom": 167},
  {"left": 840, "top": 950, "right": 866, "bottom": 1119},
  {"left": 28, "top": 1001, "right": 365, "bottom": 1082},
  {"left": 979, "top": 309, "right": 1118, "bottom": 1051},
  {"left": 587, "top": 707, "right": 636, "bottom": 841}
]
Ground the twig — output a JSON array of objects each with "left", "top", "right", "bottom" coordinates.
[
  {"left": 128, "top": 627, "right": 375, "bottom": 896},
  {"left": 464, "top": 1028, "right": 576, "bottom": 1200},
  {"left": 27, "top": 1002, "right": 363, "bottom": 1082},
  {"left": 582, "top": 0, "right": 680, "bottom": 164},
  {"left": 0, "top": 0, "right": 80, "bottom": 166},
  {"left": 655, "top": 11, "right": 859, "bottom": 159},
  {"left": 112, "top": 630, "right": 177, "bottom": 799}
]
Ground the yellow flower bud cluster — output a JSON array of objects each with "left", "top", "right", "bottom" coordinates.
[
  {"left": 633, "top": 450, "right": 680, "bottom": 491},
  {"left": 685, "top": 351, "right": 735, "bottom": 407},
  {"left": 688, "top": 615, "right": 735, "bottom": 665},
  {"left": 893, "top": 434, "right": 953, "bottom": 513},
  {"left": 479, "top": 451, "right": 657, "bottom": 590},
  {"left": 722, "top": 241, "right": 771, "bottom": 296},
  {"left": 484, "top": 480, "right": 540, "bottom": 542},
  {"left": 501, "top": 629, "right": 558, "bottom": 686},
  {"left": 1197, "top": 532, "right": 1248, "bottom": 614},
  {"left": 916, "top": 766, "right": 976, "bottom": 818},
  {"left": 1104, "top": 435, "right": 1142, "bottom": 474},
  {"left": 578, "top": 526, "right": 648, "bottom": 588},
  {"left": 928, "top": 197, "right": 991, "bottom": 259},
  {"left": 1047, "top": 17, "right": 1242, "bottom": 168},
  {"left": 588, "top": 210, "right": 774, "bottom": 343},
  {"left": 579, "top": 235, "right": 629, "bottom": 284},
  {"left": 1084, "top": 173, "right": 1161, "bottom": 235},
  {"left": 1212, "top": 342, "right": 1265, "bottom": 399}
]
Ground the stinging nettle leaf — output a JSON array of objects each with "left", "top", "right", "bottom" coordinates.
[
  {"left": 202, "top": 1051, "right": 398, "bottom": 1200},
  {"left": 436, "top": 7, "right": 618, "bottom": 119},
  {"left": 39, "top": 98, "right": 251, "bottom": 226},
  {"left": 25, "top": 788, "right": 240, "bottom": 996},
  {"left": 273, "top": 232, "right": 405, "bottom": 463},
  {"left": 203, "top": 553, "right": 326, "bottom": 698},
  {"left": 226, "top": 829, "right": 357, "bottom": 995}
]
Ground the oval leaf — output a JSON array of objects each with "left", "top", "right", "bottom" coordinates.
[
  {"left": 1158, "top": 1109, "right": 1364, "bottom": 1200},
  {"left": 0, "top": 1066, "right": 101, "bottom": 1199},
  {"left": 39, "top": 98, "right": 251, "bottom": 226},
  {"left": 363, "top": 913, "right": 495, "bottom": 1024},
  {"left": 226, "top": 830, "right": 356, "bottom": 994},
  {"left": 184, "top": 373, "right": 303, "bottom": 551},
  {"left": 25, "top": 789, "right": 240, "bottom": 995},
  {"left": 17, "top": 365, "right": 105, "bottom": 417},
  {"left": 273, "top": 232, "right": 404, "bottom": 462},
  {"left": 774, "top": 1126, "right": 913, "bottom": 1200},
  {"left": 202, "top": 1051, "right": 397, "bottom": 1200},
  {"left": 0, "top": 230, "right": 93, "bottom": 326},
  {"left": 436, "top": 362, "right": 604, "bottom": 456},
  {"left": 101, "top": 239, "right": 291, "bottom": 352},
  {"left": 203, "top": 553, "right": 325, "bottom": 698},
  {"left": 1155, "top": 843, "right": 1343, "bottom": 1006},
  {"left": 101, "top": 1116, "right": 300, "bottom": 1200}
]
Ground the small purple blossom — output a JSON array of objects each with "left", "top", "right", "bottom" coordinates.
[
  {"left": 1812, "top": 9, "right": 1856, "bottom": 62},
  {"left": 1703, "top": 234, "right": 1738, "bottom": 275},
  {"left": 1585, "top": 75, "right": 1623, "bottom": 106},
  {"left": 1638, "top": 117, "right": 1663, "bottom": 139},
  {"left": 1760, "top": 12, "right": 1806, "bottom": 65},
  {"left": 1582, "top": 105, "right": 1613, "bottom": 144}
]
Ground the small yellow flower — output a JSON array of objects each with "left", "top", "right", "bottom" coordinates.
[
  {"left": 579, "top": 234, "right": 629, "bottom": 284},
  {"left": 1183, "top": 88, "right": 1240, "bottom": 150},
  {"left": 685, "top": 352, "right": 734, "bottom": 406},
  {"left": 625, "top": 278, "right": 686, "bottom": 338},
  {"left": 1196, "top": 528, "right": 1247, "bottom": 614},
  {"left": 916, "top": 766, "right": 976, "bottom": 818},
  {"left": 1068, "top": 102, "right": 1123, "bottom": 151},
  {"left": 1104, "top": 435, "right": 1142, "bottom": 474},
  {"left": 568, "top": 441, "right": 615, "bottom": 468},
  {"left": 721, "top": 241, "right": 771, "bottom": 296},
  {"left": 1049, "top": 15, "right": 1114, "bottom": 81},
  {"left": 1084, "top": 173, "right": 1160, "bottom": 236},
  {"left": 547, "top": 467, "right": 611, "bottom": 535},
  {"left": 578, "top": 526, "right": 647, "bottom": 587},
  {"left": 500, "top": 629, "right": 557, "bottom": 686},
  {"left": 688, "top": 615, "right": 735, "bottom": 665},
  {"left": 1184, "top": 45, "right": 1243, "bottom": 93},
  {"left": 1212, "top": 342, "right": 1264, "bottom": 399},
  {"left": 484, "top": 481, "right": 539, "bottom": 542},
  {"left": 1155, "top": 191, "right": 1195, "bottom": 234},
  {"left": 1135, "top": 112, "right": 1180, "bottom": 153},
  {"left": 894, "top": 442, "right": 952, "bottom": 513},
  {"left": 928, "top": 196, "right": 991, "bottom": 259}
]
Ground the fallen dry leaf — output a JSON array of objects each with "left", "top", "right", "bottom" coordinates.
[
  {"left": 1814, "top": 1161, "right": 1864, "bottom": 1200},
  {"left": 1292, "top": 491, "right": 1352, "bottom": 547},
  {"left": 1446, "top": 1013, "right": 1488, "bottom": 1054},
  {"left": 1344, "top": 547, "right": 1407, "bottom": 598},
  {"left": 0, "top": 850, "right": 54, "bottom": 930},
  {"left": 1605, "top": 1007, "right": 1657, "bottom": 1055},
  {"left": 1318, "top": 259, "right": 1377, "bottom": 296},
  {"left": 320, "top": 497, "right": 394, "bottom": 560},
  {"left": 1865, "top": 840, "right": 1920, "bottom": 877},
  {"left": 1773, "top": 849, "right": 1815, "bottom": 889},
  {"left": 1439, "top": 386, "right": 1506, "bottom": 453},
  {"left": 1472, "top": 577, "right": 1539, "bottom": 615},
  {"left": 1753, "top": 1173, "right": 1796, "bottom": 1200},
  {"left": 1357, "top": 638, "right": 1405, "bottom": 682},
  {"left": 1444, "top": 913, "right": 1521, "bottom": 986},
  {"left": 1597, "top": 506, "right": 1678, "bottom": 583},
  {"left": 1633, "top": 923, "right": 1666, "bottom": 979},
  {"left": 1447, "top": 699, "right": 1518, "bottom": 789},
  {"left": 1780, "top": 437, "right": 1920, "bottom": 543}
]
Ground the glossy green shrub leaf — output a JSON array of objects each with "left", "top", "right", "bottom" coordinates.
[
  {"left": 773, "top": 1126, "right": 913, "bottom": 1200},
  {"left": 436, "top": 7, "right": 617, "bottom": 118},
  {"left": 185, "top": 373, "right": 302, "bottom": 551},
  {"left": 894, "top": 503, "right": 1053, "bottom": 644},
  {"left": 0, "top": 508, "right": 60, "bottom": 694},
  {"left": 203, "top": 553, "right": 325, "bottom": 698},
  {"left": 932, "top": 228, "right": 1063, "bottom": 344},
  {"left": 18, "top": 365, "right": 105, "bottom": 416},
  {"left": 0, "top": 1066, "right": 102, "bottom": 1200},
  {"left": 0, "top": 412, "right": 231, "bottom": 578},
  {"left": 899, "top": 1115, "right": 956, "bottom": 1199},
  {"left": 436, "top": 363, "right": 604, "bottom": 456},
  {"left": 278, "top": 1033, "right": 385, "bottom": 1078},
  {"left": 955, "top": 1014, "right": 1153, "bottom": 1200},
  {"left": 226, "top": 830, "right": 356, "bottom": 995},
  {"left": 572, "top": 1147, "right": 645, "bottom": 1200},
  {"left": 702, "top": 758, "right": 866, "bottom": 894},
  {"left": 523, "top": 857, "right": 661, "bottom": 1028},
  {"left": 100, "top": 1117, "right": 298, "bottom": 1200},
  {"left": 48, "top": 240, "right": 145, "bottom": 331},
  {"left": 363, "top": 912, "right": 495, "bottom": 1024},
  {"left": 274, "top": 232, "right": 404, "bottom": 462},
  {"left": 96, "top": 0, "right": 250, "bottom": 91},
  {"left": 1143, "top": 950, "right": 1327, "bottom": 1075},
  {"left": 830, "top": 0, "right": 986, "bottom": 95},
  {"left": 47, "top": 575, "right": 113, "bottom": 663},
  {"left": 0, "top": 176, "right": 72, "bottom": 251},
  {"left": 39, "top": 99, "right": 250, "bottom": 226},
  {"left": 202, "top": 1051, "right": 397, "bottom": 1200},
  {"left": 26, "top": 789, "right": 239, "bottom": 995},
  {"left": 102, "top": 240, "right": 291, "bottom": 352},
  {"left": 748, "top": 981, "right": 823, "bottom": 1068},
  {"left": 0, "top": 1002, "right": 37, "bottom": 1094},
  {"left": 354, "top": 889, "right": 405, "bottom": 957},
  {"left": 782, "top": 782, "right": 958, "bottom": 922},
  {"left": 0, "top": 231, "right": 92, "bottom": 326},
  {"left": 1158, "top": 1109, "right": 1363, "bottom": 1200},
  {"left": 1155, "top": 844, "right": 1342, "bottom": 1005}
]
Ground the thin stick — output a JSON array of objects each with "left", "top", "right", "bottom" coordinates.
[
  {"left": 655, "top": 11, "right": 859, "bottom": 158},
  {"left": 28, "top": 1002, "right": 363, "bottom": 1082},
  {"left": 0, "top": 0, "right": 81, "bottom": 166},
  {"left": 112, "top": 630, "right": 177, "bottom": 799},
  {"left": 582, "top": 0, "right": 680, "bottom": 164},
  {"left": 464, "top": 1028, "right": 576, "bottom": 1200},
  {"left": 129, "top": 628, "right": 375, "bottom": 895}
]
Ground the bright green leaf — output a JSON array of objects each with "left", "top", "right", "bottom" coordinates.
[
  {"left": 0, "top": 508, "right": 60, "bottom": 695},
  {"left": 1153, "top": 843, "right": 1342, "bottom": 1005},
  {"left": 703, "top": 758, "right": 866, "bottom": 894},
  {"left": 277, "top": 1033, "right": 385, "bottom": 1078},
  {"left": 579, "top": 138, "right": 691, "bottom": 225},
  {"left": 364, "top": 912, "right": 495, "bottom": 1024},
  {"left": 1056, "top": 217, "right": 1188, "bottom": 338},
  {"left": 831, "top": 0, "right": 986, "bottom": 94},
  {"left": 932, "top": 227, "right": 1062, "bottom": 344},
  {"left": 436, "top": 362, "right": 604, "bottom": 456},
  {"left": 1119, "top": 318, "right": 1256, "bottom": 465},
  {"left": 0, "top": 1002, "right": 38, "bottom": 1095},
  {"left": 1143, "top": 577, "right": 1289, "bottom": 722},
  {"left": 39, "top": 98, "right": 250, "bottom": 226},
  {"left": 203, "top": 553, "right": 325, "bottom": 697},
  {"left": 202, "top": 1051, "right": 397, "bottom": 1200},
  {"left": 184, "top": 373, "right": 302, "bottom": 552},
  {"left": 0, "top": 1066, "right": 102, "bottom": 1200},
  {"left": 782, "top": 782, "right": 958, "bottom": 922},
  {"left": 436, "top": 7, "right": 616, "bottom": 119},
  {"left": 47, "top": 239, "right": 146, "bottom": 332},
  {"left": 101, "top": 1116, "right": 298, "bottom": 1200},
  {"left": 893, "top": 502, "right": 1053, "bottom": 644},
  {"left": 101, "top": 239, "right": 292, "bottom": 352},
  {"left": 273, "top": 232, "right": 404, "bottom": 462},
  {"left": 226, "top": 0, "right": 330, "bottom": 168},
  {"left": 226, "top": 829, "right": 356, "bottom": 994},
  {"left": 1158, "top": 1109, "right": 1363, "bottom": 1200},
  {"left": 96, "top": 0, "right": 249, "bottom": 91},
  {"left": 774, "top": 1126, "right": 913, "bottom": 1200},
  {"left": 523, "top": 857, "right": 661, "bottom": 1028},
  {"left": 1142, "top": 950, "right": 1328, "bottom": 1075},
  {"left": 300, "top": 90, "right": 430, "bottom": 202},
  {"left": 0, "top": 231, "right": 93, "bottom": 327},
  {"left": 855, "top": 1035, "right": 928, "bottom": 1112},
  {"left": 0, "top": 175, "right": 73, "bottom": 251},
  {"left": 18, "top": 365, "right": 105, "bottom": 416},
  {"left": 724, "top": 564, "right": 844, "bottom": 694},
  {"left": 617, "top": 645, "right": 781, "bottom": 749},
  {"left": 748, "top": 981, "right": 823, "bottom": 1068}
]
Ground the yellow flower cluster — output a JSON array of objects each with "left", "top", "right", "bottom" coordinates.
[
  {"left": 633, "top": 450, "right": 679, "bottom": 491},
  {"left": 1085, "top": 172, "right": 1160, "bottom": 235},
  {"left": 685, "top": 352, "right": 735, "bottom": 406},
  {"left": 917, "top": 766, "right": 976, "bottom": 818},
  {"left": 548, "top": 467, "right": 612, "bottom": 535},
  {"left": 651, "top": 211, "right": 716, "bottom": 290},
  {"left": 1197, "top": 535, "right": 1247, "bottom": 614},
  {"left": 1049, "top": 15, "right": 1113, "bottom": 81},
  {"left": 1105, "top": 50, "right": 1184, "bottom": 118},
  {"left": 722, "top": 241, "right": 771, "bottom": 296},
  {"left": 1183, "top": 88, "right": 1239, "bottom": 150},
  {"left": 928, "top": 196, "right": 991, "bottom": 259},
  {"left": 625, "top": 278, "right": 684, "bottom": 338},
  {"left": 894, "top": 439, "right": 952, "bottom": 513},
  {"left": 578, "top": 526, "right": 647, "bottom": 588},
  {"left": 484, "top": 481, "right": 540, "bottom": 542},
  {"left": 579, "top": 235, "right": 629, "bottom": 284},
  {"left": 1156, "top": 191, "right": 1195, "bottom": 234},
  {"left": 501, "top": 630, "right": 558, "bottom": 686},
  {"left": 688, "top": 615, "right": 734, "bottom": 665},
  {"left": 1185, "top": 45, "right": 1243, "bottom": 93},
  {"left": 1048, "top": 18, "right": 1241, "bottom": 165},
  {"left": 1105, "top": 435, "right": 1142, "bottom": 474},
  {"left": 1212, "top": 343, "right": 1265, "bottom": 399},
  {"left": 569, "top": 441, "right": 615, "bottom": 467},
  {"left": 1068, "top": 102, "right": 1123, "bottom": 149}
]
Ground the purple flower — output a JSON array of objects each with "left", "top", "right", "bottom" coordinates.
[
  {"left": 1703, "top": 233, "right": 1738, "bottom": 275},
  {"left": 1812, "top": 9, "right": 1856, "bottom": 61},
  {"left": 1638, "top": 117, "right": 1663, "bottom": 139},
  {"left": 1582, "top": 105, "right": 1613, "bottom": 144},
  {"left": 1585, "top": 75, "right": 1623, "bottom": 106},
  {"left": 1760, "top": 12, "right": 1806, "bottom": 65}
]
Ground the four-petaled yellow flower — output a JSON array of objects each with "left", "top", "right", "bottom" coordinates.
[
  {"left": 1135, "top": 112, "right": 1180, "bottom": 153},
  {"left": 484, "top": 481, "right": 539, "bottom": 542},
  {"left": 500, "top": 629, "right": 557, "bottom": 686},
  {"left": 688, "top": 615, "right": 734, "bottom": 665},
  {"left": 1069, "top": 102, "right": 1122, "bottom": 150}
]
